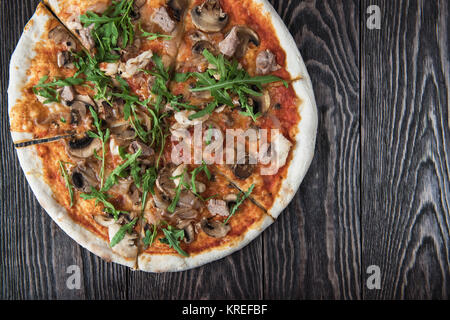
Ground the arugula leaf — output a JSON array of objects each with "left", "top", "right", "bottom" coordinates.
[
  {"left": 110, "top": 217, "right": 138, "bottom": 247},
  {"left": 224, "top": 184, "right": 255, "bottom": 224},
  {"left": 138, "top": 22, "right": 173, "bottom": 41},
  {"left": 80, "top": 187, "right": 125, "bottom": 220},
  {"left": 160, "top": 225, "right": 188, "bottom": 256},
  {"left": 80, "top": 0, "right": 135, "bottom": 60},
  {"left": 33, "top": 75, "right": 84, "bottom": 104},
  {"left": 190, "top": 162, "right": 211, "bottom": 194},
  {"left": 141, "top": 168, "right": 157, "bottom": 212},
  {"left": 167, "top": 168, "right": 188, "bottom": 213},
  {"left": 188, "top": 101, "right": 218, "bottom": 120},
  {"left": 87, "top": 106, "right": 110, "bottom": 188},
  {"left": 58, "top": 160, "right": 74, "bottom": 207},
  {"left": 143, "top": 224, "right": 158, "bottom": 249},
  {"left": 188, "top": 49, "right": 285, "bottom": 121},
  {"left": 102, "top": 148, "right": 143, "bottom": 192}
]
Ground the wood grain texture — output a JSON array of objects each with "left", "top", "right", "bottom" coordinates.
[
  {"left": 1, "top": 0, "right": 449, "bottom": 300},
  {"left": 361, "top": 0, "right": 450, "bottom": 299},
  {"left": 263, "top": 0, "right": 361, "bottom": 300}
]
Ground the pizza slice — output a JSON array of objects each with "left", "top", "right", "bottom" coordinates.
[
  {"left": 137, "top": 161, "right": 271, "bottom": 271},
  {"left": 8, "top": 2, "right": 96, "bottom": 144},
  {"left": 167, "top": 0, "right": 301, "bottom": 213}
]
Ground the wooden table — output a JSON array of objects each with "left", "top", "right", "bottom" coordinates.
[{"left": 1, "top": 0, "right": 449, "bottom": 300}]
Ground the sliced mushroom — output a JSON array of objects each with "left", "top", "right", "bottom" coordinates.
[
  {"left": 67, "top": 135, "right": 102, "bottom": 158},
  {"left": 201, "top": 218, "right": 230, "bottom": 238},
  {"left": 219, "top": 26, "right": 260, "bottom": 58},
  {"left": 57, "top": 51, "right": 74, "bottom": 68},
  {"left": 108, "top": 223, "right": 138, "bottom": 259},
  {"left": 192, "top": 40, "right": 218, "bottom": 56},
  {"left": 168, "top": 0, "right": 188, "bottom": 22},
  {"left": 183, "top": 223, "right": 195, "bottom": 244},
  {"left": 156, "top": 165, "right": 177, "bottom": 198},
  {"left": 191, "top": 0, "right": 229, "bottom": 33},
  {"left": 153, "top": 187, "right": 170, "bottom": 210},
  {"left": 231, "top": 155, "right": 255, "bottom": 180},
  {"left": 71, "top": 164, "right": 99, "bottom": 192},
  {"left": 250, "top": 89, "right": 271, "bottom": 114},
  {"left": 93, "top": 214, "right": 116, "bottom": 227},
  {"left": 48, "top": 26, "right": 76, "bottom": 50}
]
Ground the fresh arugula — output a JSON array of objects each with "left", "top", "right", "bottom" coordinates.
[
  {"left": 110, "top": 217, "right": 138, "bottom": 247},
  {"left": 80, "top": 0, "right": 135, "bottom": 61},
  {"left": 188, "top": 101, "right": 218, "bottom": 120},
  {"left": 167, "top": 168, "right": 188, "bottom": 213},
  {"left": 179, "top": 49, "right": 286, "bottom": 121},
  {"left": 143, "top": 223, "right": 158, "bottom": 249},
  {"left": 81, "top": 187, "right": 125, "bottom": 220},
  {"left": 138, "top": 22, "right": 173, "bottom": 41},
  {"left": 33, "top": 75, "right": 84, "bottom": 104},
  {"left": 224, "top": 184, "right": 255, "bottom": 224},
  {"left": 102, "top": 148, "right": 143, "bottom": 192},
  {"left": 58, "top": 160, "right": 74, "bottom": 207},
  {"left": 190, "top": 162, "right": 211, "bottom": 194},
  {"left": 141, "top": 168, "right": 157, "bottom": 212},
  {"left": 87, "top": 106, "right": 110, "bottom": 188},
  {"left": 160, "top": 225, "right": 188, "bottom": 257}
]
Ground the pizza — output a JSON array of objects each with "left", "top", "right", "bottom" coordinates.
[{"left": 8, "top": 0, "right": 317, "bottom": 272}]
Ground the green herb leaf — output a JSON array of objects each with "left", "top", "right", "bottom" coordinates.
[
  {"left": 102, "top": 148, "right": 143, "bottom": 192},
  {"left": 159, "top": 225, "right": 188, "bottom": 256},
  {"left": 224, "top": 184, "right": 255, "bottom": 224},
  {"left": 110, "top": 217, "right": 138, "bottom": 247},
  {"left": 81, "top": 187, "right": 125, "bottom": 220},
  {"left": 188, "top": 101, "right": 218, "bottom": 120},
  {"left": 58, "top": 160, "right": 74, "bottom": 207},
  {"left": 143, "top": 224, "right": 158, "bottom": 249}
]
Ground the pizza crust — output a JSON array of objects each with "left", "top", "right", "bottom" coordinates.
[
  {"left": 15, "top": 144, "right": 137, "bottom": 269},
  {"left": 9, "top": 0, "right": 318, "bottom": 272}
]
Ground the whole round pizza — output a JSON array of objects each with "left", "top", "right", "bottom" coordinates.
[{"left": 8, "top": 0, "right": 317, "bottom": 272}]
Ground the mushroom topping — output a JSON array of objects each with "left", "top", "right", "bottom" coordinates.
[
  {"left": 192, "top": 40, "right": 218, "bottom": 56},
  {"left": 231, "top": 155, "right": 255, "bottom": 180},
  {"left": 93, "top": 214, "right": 116, "bottom": 227},
  {"left": 207, "top": 199, "right": 229, "bottom": 217},
  {"left": 256, "top": 49, "right": 281, "bottom": 75},
  {"left": 118, "top": 50, "right": 153, "bottom": 78},
  {"left": 250, "top": 89, "right": 271, "bottom": 114},
  {"left": 219, "top": 26, "right": 260, "bottom": 58},
  {"left": 71, "top": 164, "right": 99, "bottom": 192},
  {"left": 183, "top": 223, "right": 195, "bottom": 244},
  {"left": 108, "top": 223, "right": 138, "bottom": 259},
  {"left": 48, "top": 26, "right": 76, "bottom": 50},
  {"left": 69, "top": 101, "right": 88, "bottom": 125},
  {"left": 168, "top": 0, "right": 188, "bottom": 22},
  {"left": 151, "top": 7, "right": 176, "bottom": 33},
  {"left": 156, "top": 165, "right": 177, "bottom": 198},
  {"left": 153, "top": 187, "right": 170, "bottom": 210},
  {"left": 57, "top": 51, "right": 74, "bottom": 68},
  {"left": 67, "top": 135, "right": 102, "bottom": 158},
  {"left": 191, "top": 0, "right": 229, "bottom": 33},
  {"left": 201, "top": 218, "right": 231, "bottom": 238}
]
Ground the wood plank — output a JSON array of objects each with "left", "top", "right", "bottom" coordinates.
[
  {"left": 361, "top": 0, "right": 450, "bottom": 299},
  {"left": 0, "top": 0, "right": 129, "bottom": 299},
  {"left": 262, "top": 0, "right": 362, "bottom": 299}
]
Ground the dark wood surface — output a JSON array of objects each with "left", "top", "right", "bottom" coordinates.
[{"left": 0, "top": 0, "right": 448, "bottom": 300}]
